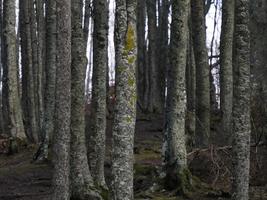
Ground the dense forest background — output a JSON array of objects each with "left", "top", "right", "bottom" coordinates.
[{"left": 0, "top": 0, "right": 266, "bottom": 200}]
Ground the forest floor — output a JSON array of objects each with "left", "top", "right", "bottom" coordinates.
[{"left": 0, "top": 114, "right": 266, "bottom": 200}]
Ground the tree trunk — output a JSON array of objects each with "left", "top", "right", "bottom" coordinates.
[
  {"left": 88, "top": 0, "right": 108, "bottom": 188},
  {"left": 191, "top": 0, "right": 210, "bottom": 148},
  {"left": 136, "top": 0, "right": 147, "bottom": 113},
  {"left": 220, "top": 0, "right": 234, "bottom": 145},
  {"left": 186, "top": 27, "right": 196, "bottom": 150},
  {"left": 2, "top": 0, "right": 25, "bottom": 152},
  {"left": 111, "top": 0, "right": 137, "bottom": 199},
  {"left": 29, "top": 0, "right": 40, "bottom": 140},
  {"left": 147, "top": 0, "right": 163, "bottom": 113},
  {"left": 34, "top": 0, "right": 57, "bottom": 161},
  {"left": 158, "top": 0, "right": 170, "bottom": 109},
  {"left": 164, "top": 0, "right": 192, "bottom": 193},
  {"left": 19, "top": 0, "right": 38, "bottom": 143},
  {"left": 70, "top": 0, "right": 103, "bottom": 199},
  {"left": 231, "top": 0, "right": 251, "bottom": 200},
  {"left": 51, "top": 0, "right": 71, "bottom": 198},
  {"left": 36, "top": 0, "right": 45, "bottom": 139}
]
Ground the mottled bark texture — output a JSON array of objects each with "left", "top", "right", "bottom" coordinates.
[
  {"left": 29, "top": 0, "right": 41, "bottom": 141},
  {"left": 51, "top": 0, "right": 71, "bottom": 199},
  {"left": 34, "top": 0, "right": 57, "bottom": 161},
  {"left": 37, "top": 0, "right": 56, "bottom": 159},
  {"left": 147, "top": 0, "right": 163, "bottom": 113},
  {"left": 231, "top": 1, "right": 251, "bottom": 200},
  {"left": 111, "top": 0, "right": 137, "bottom": 199},
  {"left": 186, "top": 32, "right": 196, "bottom": 149},
  {"left": 191, "top": 0, "right": 210, "bottom": 148},
  {"left": 164, "top": 0, "right": 191, "bottom": 192},
  {"left": 2, "top": 0, "right": 25, "bottom": 152},
  {"left": 36, "top": 0, "right": 45, "bottom": 138},
  {"left": 19, "top": 0, "right": 38, "bottom": 143},
  {"left": 136, "top": 0, "right": 147, "bottom": 113},
  {"left": 88, "top": 0, "right": 108, "bottom": 188},
  {"left": 220, "top": 0, "right": 234, "bottom": 145},
  {"left": 70, "top": 1, "right": 102, "bottom": 199}
]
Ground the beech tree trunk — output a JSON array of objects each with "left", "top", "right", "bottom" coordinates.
[
  {"left": 147, "top": 0, "right": 163, "bottom": 113},
  {"left": 164, "top": 0, "right": 191, "bottom": 192},
  {"left": 70, "top": 0, "right": 103, "bottom": 199},
  {"left": 88, "top": 0, "right": 108, "bottom": 188},
  {"left": 51, "top": 0, "right": 71, "bottom": 198},
  {"left": 136, "top": 0, "right": 147, "bottom": 112},
  {"left": 191, "top": 0, "right": 210, "bottom": 148},
  {"left": 34, "top": 0, "right": 57, "bottom": 161},
  {"left": 111, "top": 0, "right": 137, "bottom": 199},
  {"left": 231, "top": 0, "right": 251, "bottom": 200},
  {"left": 220, "top": 0, "right": 234, "bottom": 145},
  {"left": 20, "top": 0, "right": 38, "bottom": 143},
  {"left": 2, "top": 0, "right": 25, "bottom": 152}
]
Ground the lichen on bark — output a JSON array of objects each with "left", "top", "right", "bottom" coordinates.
[{"left": 111, "top": 1, "right": 137, "bottom": 200}]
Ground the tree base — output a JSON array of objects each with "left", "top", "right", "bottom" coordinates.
[
  {"left": 165, "top": 167, "right": 195, "bottom": 197},
  {"left": 70, "top": 184, "right": 108, "bottom": 200}
]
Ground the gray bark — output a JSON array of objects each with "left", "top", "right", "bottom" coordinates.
[
  {"left": 34, "top": 0, "right": 57, "bottom": 161},
  {"left": 88, "top": 0, "right": 108, "bottom": 188},
  {"left": 147, "top": 0, "right": 163, "bottom": 113},
  {"left": 231, "top": 1, "right": 251, "bottom": 200},
  {"left": 186, "top": 31, "right": 196, "bottom": 149},
  {"left": 29, "top": 0, "right": 40, "bottom": 141},
  {"left": 136, "top": 0, "right": 146, "bottom": 112},
  {"left": 164, "top": 0, "right": 190, "bottom": 188},
  {"left": 70, "top": 0, "right": 102, "bottom": 199},
  {"left": 2, "top": 0, "right": 25, "bottom": 151},
  {"left": 191, "top": 0, "right": 210, "bottom": 148},
  {"left": 158, "top": 0, "right": 170, "bottom": 109},
  {"left": 111, "top": 0, "right": 137, "bottom": 199},
  {"left": 36, "top": 0, "right": 45, "bottom": 138},
  {"left": 220, "top": 0, "right": 234, "bottom": 145},
  {"left": 20, "top": 0, "right": 38, "bottom": 143},
  {"left": 51, "top": 0, "right": 71, "bottom": 199}
]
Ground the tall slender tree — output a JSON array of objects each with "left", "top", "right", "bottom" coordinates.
[
  {"left": 51, "top": 0, "right": 71, "bottom": 198},
  {"left": 164, "top": 0, "right": 192, "bottom": 192},
  {"left": 88, "top": 0, "right": 108, "bottom": 188},
  {"left": 20, "top": 0, "right": 38, "bottom": 143},
  {"left": 191, "top": 0, "right": 210, "bottom": 148},
  {"left": 186, "top": 32, "right": 196, "bottom": 149},
  {"left": 34, "top": 0, "right": 57, "bottom": 161},
  {"left": 36, "top": 0, "right": 45, "bottom": 136},
  {"left": 231, "top": 0, "right": 251, "bottom": 199},
  {"left": 158, "top": 0, "right": 170, "bottom": 110},
  {"left": 111, "top": 0, "right": 137, "bottom": 199},
  {"left": 136, "top": 0, "right": 147, "bottom": 113},
  {"left": 220, "top": 0, "right": 235, "bottom": 145},
  {"left": 70, "top": 0, "right": 103, "bottom": 199},
  {"left": 29, "top": 0, "right": 41, "bottom": 140},
  {"left": 2, "top": 0, "right": 25, "bottom": 152},
  {"left": 147, "top": 0, "right": 163, "bottom": 113}
]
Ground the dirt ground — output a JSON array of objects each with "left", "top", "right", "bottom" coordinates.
[{"left": 0, "top": 114, "right": 266, "bottom": 200}]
